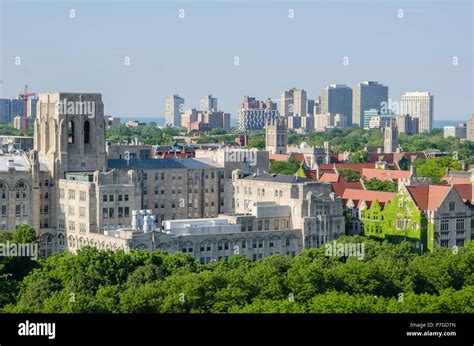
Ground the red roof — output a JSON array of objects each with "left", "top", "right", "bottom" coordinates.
[
  {"left": 442, "top": 176, "right": 471, "bottom": 185},
  {"left": 405, "top": 185, "right": 452, "bottom": 211},
  {"left": 319, "top": 173, "right": 339, "bottom": 183},
  {"left": 318, "top": 163, "right": 376, "bottom": 174},
  {"left": 290, "top": 153, "right": 305, "bottom": 163},
  {"left": 269, "top": 154, "right": 289, "bottom": 162},
  {"left": 453, "top": 184, "right": 473, "bottom": 203},
  {"left": 342, "top": 188, "right": 396, "bottom": 209},
  {"left": 362, "top": 168, "right": 411, "bottom": 181},
  {"left": 330, "top": 176, "right": 364, "bottom": 197}
]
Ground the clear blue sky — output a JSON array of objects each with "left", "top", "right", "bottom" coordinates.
[{"left": 1, "top": 0, "right": 473, "bottom": 120}]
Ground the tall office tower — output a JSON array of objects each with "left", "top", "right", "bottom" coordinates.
[
  {"left": 265, "top": 117, "right": 288, "bottom": 154},
  {"left": 384, "top": 122, "right": 398, "bottom": 153},
  {"left": 200, "top": 94, "right": 218, "bottom": 111},
  {"left": 321, "top": 84, "right": 353, "bottom": 125},
  {"left": 314, "top": 97, "right": 321, "bottom": 115},
  {"left": 307, "top": 99, "right": 315, "bottom": 116},
  {"left": 293, "top": 89, "right": 307, "bottom": 117},
  {"left": 238, "top": 96, "right": 279, "bottom": 131},
  {"left": 0, "top": 99, "right": 11, "bottom": 123},
  {"left": 28, "top": 98, "right": 38, "bottom": 118},
  {"left": 401, "top": 92, "right": 434, "bottom": 133},
  {"left": 280, "top": 88, "right": 307, "bottom": 117},
  {"left": 467, "top": 114, "right": 474, "bottom": 141},
  {"left": 396, "top": 114, "right": 419, "bottom": 135},
  {"left": 11, "top": 98, "right": 24, "bottom": 118},
  {"left": 280, "top": 90, "right": 293, "bottom": 116},
  {"left": 165, "top": 94, "right": 185, "bottom": 127},
  {"left": 352, "top": 81, "right": 388, "bottom": 127}
]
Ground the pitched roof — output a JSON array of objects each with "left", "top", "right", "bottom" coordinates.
[
  {"left": 330, "top": 176, "right": 364, "bottom": 197},
  {"left": 269, "top": 154, "right": 289, "bottom": 162},
  {"left": 362, "top": 168, "right": 411, "bottom": 181},
  {"left": 319, "top": 172, "right": 339, "bottom": 183},
  {"left": 453, "top": 184, "right": 473, "bottom": 203},
  {"left": 405, "top": 185, "right": 452, "bottom": 211},
  {"left": 107, "top": 158, "right": 219, "bottom": 170},
  {"left": 318, "top": 162, "right": 376, "bottom": 174},
  {"left": 342, "top": 188, "right": 397, "bottom": 205},
  {"left": 442, "top": 176, "right": 471, "bottom": 185}
]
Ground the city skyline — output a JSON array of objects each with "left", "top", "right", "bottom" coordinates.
[{"left": 0, "top": 0, "right": 472, "bottom": 120}]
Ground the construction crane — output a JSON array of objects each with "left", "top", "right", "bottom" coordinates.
[{"left": 19, "top": 85, "right": 36, "bottom": 136}]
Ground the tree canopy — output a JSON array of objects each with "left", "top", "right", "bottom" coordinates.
[{"left": 1, "top": 237, "right": 472, "bottom": 313}]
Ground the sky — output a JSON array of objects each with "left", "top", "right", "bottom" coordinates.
[{"left": 0, "top": 0, "right": 473, "bottom": 120}]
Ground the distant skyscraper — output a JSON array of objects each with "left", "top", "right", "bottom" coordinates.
[
  {"left": 321, "top": 84, "right": 352, "bottom": 125},
  {"left": 0, "top": 99, "right": 11, "bottom": 123},
  {"left": 165, "top": 95, "right": 185, "bottom": 127},
  {"left": 11, "top": 99, "right": 24, "bottom": 118},
  {"left": 200, "top": 94, "right": 218, "bottom": 112},
  {"left": 467, "top": 114, "right": 474, "bottom": 141},
  {"left": 28, "top": 98, "right": 38, "bottom": 118},
  {"left": 401, "top": 92, "right": 434, "bottom": 133},
  {"left": 396, "top": 114, "right": 419, "bottom": 135},
  {"left": 238, "top": 96, "right": 279, "bottom": 131},
  {"left": 265, "top": 117, "right": 288, "bottom": 154},
  {"left": 352, "top": 81, "right": 388, "bottom": 127},
  {"left": 280, "top": 88, "right": 307, "bottom": 117},
  {"left": 293, "top": 89, "right": 307, "bottom": 117},
  {"left": 307, "top": 99, "right": 315, "bottom": 116}
]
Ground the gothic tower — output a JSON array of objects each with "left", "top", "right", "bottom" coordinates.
[
  {"left": 265, "top": 117, "right": 288, "bottom": 154},
  {"left": 383, "top": 121, "right": 398, "bottom": 154},
  {"left": 34, "top": 93, "right": 107, "bottom": 178}
]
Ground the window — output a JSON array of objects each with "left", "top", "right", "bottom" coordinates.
[
  {"left": 440, "top": 219, "right": 449, "bottom": 231},
  {"left": 124, "top": 207, "right": 130, "bottom": 217},
  {"left": 79, "top": 207, "right": 86, "bottom": 218},
  {"left": 274, "top": 220, "right": 279, "bottom": 230},
  {"left": 124, "top": 194, "right": 129, "bottom": 201},
  {"left": 456, "top": 219, "right": 465, "bottom": 230},
  {"left": 264, "top": 220, "right": 269, "bottom": 230},
  {"left": 68, "top": 120, "right": 75, "bottom": 144},
  {"left": 15, "top": 205, "right": 20, "bottom": 216},
  {"left": 79, "top": 191, "right": 86, "bottom": 202},
  {"left": 68, "top": 221, "right": 75, "bottom": 231},
  {"left": 103, "top": 208, "right": 108, "bottom": 218},
  {"left": 241, "top": 221, "right": 246, "bottom": 232},
  {"left": 258, "top": 220, "right": 263, "bottom": 231},
  {"left": 154, "top": 173, "right": 159, "bottom": 180},
  {"left": 103, "top": 194, "right": 107, "bottom": 202},
  {"left": 84, "top": 120, "right": 90, "bottom": 144},
  {"left": 449, "top": 202, "right": 455, "bottom": 211},
  {"left": 79, "top": 223, "right": 86, "bottom": 233},
  {"left": 109, "top": 194, "right": 114, "bottom": 202},
  {"left": 286, "top": 237, "right": 291, "bottom": 247},
  {"left": 109, "top": 207, "right": 114, "bottom": 218},
  {"left": 241, "top": 240, "right": 246, "bottom": 249},
  {"left": 143, "top": 173, "right": 147, "bottom": 181},
  {"left": 118, "top": 194, "right": 123, "bottom": 201},
  {"left": 1, "top": 205, "right": 6, "bottom": 216}
]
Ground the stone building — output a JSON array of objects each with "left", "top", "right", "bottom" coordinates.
[
  {"left": 265, "top": 117, "right": 288, "bottom": 154},
  {"left": 0, "top": 92, "right": 345, "bottom": 261}
]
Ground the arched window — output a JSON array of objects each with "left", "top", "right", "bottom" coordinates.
[
  {"left": 68, "top": 120, "right": 74, "bottom": 144},
  {"left": 0, "top": 182, "right": 7, "bottom": 199},
  {"left": 58, "top": 233, "right": 65, "bottom": 246},
  {"left": 84, "top": 120, "right": 90, "bottom": 144},
  {"left": 15, "top": 182, "right": 27, "bottom": 199}
]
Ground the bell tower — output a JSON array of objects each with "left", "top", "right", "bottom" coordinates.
[{"left": 35, "top": 92, "right": 107, "bottom": 178}]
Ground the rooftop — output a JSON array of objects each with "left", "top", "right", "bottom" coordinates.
[
  {"left": 107, "top": 158, "right": 219, "bottom": 170},
  {"left": 240, "top": 172, "right": 310, "bottom": 184}
]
